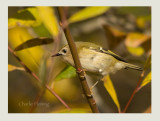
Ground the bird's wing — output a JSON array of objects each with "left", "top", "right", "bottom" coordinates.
[
  {"left": 76, "top": 42, "right": 127, "bottom": 62},
  {"left": 102, "top": 49, "right": 127, "bottom": 62},
  {"left": 90, "top": 47, "right": 127, "bottom": 62}
]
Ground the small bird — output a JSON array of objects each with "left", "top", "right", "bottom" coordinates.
[{"left": 52, "top": 42, "right": 142, "bottom": 89}]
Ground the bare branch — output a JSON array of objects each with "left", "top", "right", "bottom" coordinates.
[
  {"left": 122, "top": 71, "right": 144, "bottom": 113},
  {"left": 57, "top": 7, "right": 99, "bottom": 113}
]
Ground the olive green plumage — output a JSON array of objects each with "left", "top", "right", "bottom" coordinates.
[{"left": 52, "top": 42, "right": 142, "bottom": 76}]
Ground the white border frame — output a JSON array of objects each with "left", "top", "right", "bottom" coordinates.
[{"left": 1, "top": 0, "right": 159, "bottom": 121}]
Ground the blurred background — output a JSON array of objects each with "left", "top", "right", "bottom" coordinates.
[{"left": 8, "top": 6, "right": 151, "bottom": 113}]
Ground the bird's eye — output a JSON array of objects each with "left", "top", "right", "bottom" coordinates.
[{"left": 62, "top": 49, "right": 67, "bottom": 53}]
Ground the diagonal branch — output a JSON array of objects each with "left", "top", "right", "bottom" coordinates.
[
  {"left": 122, "top": 71, "right": 145, "bottom": 113},
  {"left": 57, "top": 7, "right": 99, "bottom": 113},
  {"left": 123, "top": 53, "right": 151, "bottom": 113},
  {"left": 8, "top": 46, "right": 71, "bottom": 110}
]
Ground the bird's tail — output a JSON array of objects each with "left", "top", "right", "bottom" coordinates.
[{"left": 124, "top": 63, "right": 143, "bottom": 71}]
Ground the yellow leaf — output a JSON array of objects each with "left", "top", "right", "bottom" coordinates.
[
  {"left": 136, "top": 16, "right": 151, "bottom": 29},
  {"left": 127, "top": 46, "right": 144, "bottom": 56},
  {"left": 8, "top": 7, "right": 41, "bottom": 28},
  {"left": 8, "top": 18, "right": 34, "bottom": 28},
  {"left": 8, "top": 26, "right": 44, "bottom": 72},
  {"left": 125, "top": 33, "right": 150, "bottom": 48},
  {"left": 43, "top": 78, "right": 78, "bottom": 102},
  {"left": 140, "top": 72, "right": 151, "bottom": 88},
  {"left": 69, "top": 7, "right": 110, "bottom": 23},
  {"left": 37, "top": 7, "right": 59, "bottom": 37},
  {"left": 102, "top": 75, "right": 120, "bottom": 111},
  {"left": 136, "top": 17, "right": 146, "bottom": 29},
  {"left": 109, "top": 26, "right": 126, "bottom": 38},
  {"left": 53, "top": 108, "right": 91, "bottom": 113},
  {"left": 8, "top": 64, "right": 24, "bottom": 72},
  {"left": 144, "top": 54, "right": 151, "bottom": 71}
]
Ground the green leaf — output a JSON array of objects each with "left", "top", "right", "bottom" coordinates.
[
  {"left": 102, "top": 75, "right": 121, "bottom": 111},
  {"left": 32, "top": 23, "right": 52, "bottom": 38},
  {"left": 14, "top": 37, "right": 53, "bottom": 51},
  {"left": 37, "top": 7, "right": 59, "bottom": 37},
  {"left": 8, "top": 64, "right": 24, "bottom": 71},
  {"left": 55, "top": 66, "right": 76, "bottom": 81},
  {"left": 69, "top": 7, "right": 110, "bottom": 23},
  {"left": 140, "top": 72, "right": 151, "bottom": 88}
]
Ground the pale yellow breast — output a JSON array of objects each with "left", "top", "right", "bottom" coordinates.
[{"left": 79, "top": 48, "right": 119, "bottom": 75}]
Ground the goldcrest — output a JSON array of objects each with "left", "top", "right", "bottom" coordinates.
[{"left": 52, "top": 42, "right": 142, "bottom": 76}]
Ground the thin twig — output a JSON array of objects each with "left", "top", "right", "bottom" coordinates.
[
  {"left": 30, "top": 28, "right": 63, "bottom": 112},
  {"left": 29, "top": 89, "right": 45, "bottom": 113},
  {"left": 123, "top": 53, "right": 151, "bottom": 113},
  {"left": 57, "top": 7, "right": 99, "bottom": 113},
  {"left": 8, "top": 46, "right": 71, "bottom": 110},
  {"left": 122, "top": 71, "right": 145, "bottom": 113}
]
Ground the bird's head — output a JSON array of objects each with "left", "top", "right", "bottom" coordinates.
[{"left": 51, "top": 45, "right": 74, "bottom": 65}]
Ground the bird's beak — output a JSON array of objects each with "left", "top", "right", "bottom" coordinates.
[{"left": 51, "top": 53, "right": 62, "bottom": 57}]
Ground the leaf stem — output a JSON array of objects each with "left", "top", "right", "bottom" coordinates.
[{"left": 57, "top": 7, "right": 99, "bottom": 113}]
